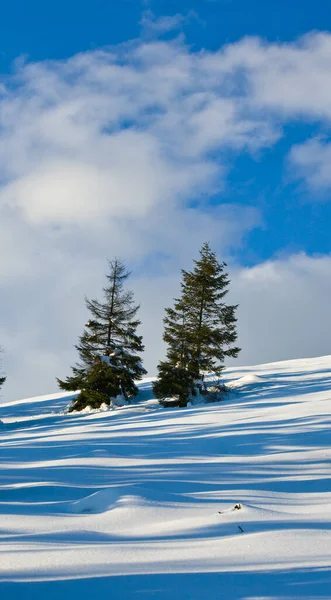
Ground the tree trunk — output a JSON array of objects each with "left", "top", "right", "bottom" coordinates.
[{"left": 107, "top": 261, "right": 117, "bottom": 348}]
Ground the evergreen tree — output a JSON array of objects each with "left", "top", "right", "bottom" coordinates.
[
  {"left": 153, "top": 363, "right": 194, "bottom": 407},
  {"left": 0, "top": 348, "right": 5, "bottom": 391},
  {"left": 58, "top": 259, "right": 146, "bottom": 411},
  {"left": 181, "top": 242, "right": 241, "bottom": 378},
  {"left": 153, "top": 242, "right": 240, "bottom": 405}
]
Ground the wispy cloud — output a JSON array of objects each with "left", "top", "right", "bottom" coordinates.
[{"left": 140, "top": 10, "right": 199, "bottom": 37}]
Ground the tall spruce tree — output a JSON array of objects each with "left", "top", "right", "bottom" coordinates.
[
  {"left": 58, "top": 259, "right": 146, "bottom": 411},
  {"left": 153, "top": 242, "right": 240, "bottom": 405}
]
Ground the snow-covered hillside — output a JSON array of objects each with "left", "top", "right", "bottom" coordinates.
[{"left": 1, "top": 356, "right": 331, "bottom": 599}]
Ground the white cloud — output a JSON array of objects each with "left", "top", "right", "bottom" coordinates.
[
  {"left": 202, "top": 32, "right": 331, "bottom": 121},
  {"left": 232, "top": 253, "right": 331, "bottom": 367},
  {"left": 2, "top": 131, "right": 215, "bottom": 225},
  {"left": 0, "top": 47, "right": 271, "bottom": 228},
  {"left": 289, "top": 137, "right": 331, "bottom": 192},
  {"left": 140, "top": 11, "right": 197, "bottom": 37},
  {"left": 2, "top": 30, "right": 331, "bottom": 399}
]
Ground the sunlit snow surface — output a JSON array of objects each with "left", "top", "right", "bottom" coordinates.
[{"left": 1, "top": 357, "right": 331, "bottom": 599}]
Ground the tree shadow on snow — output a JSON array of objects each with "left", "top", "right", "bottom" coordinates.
[{"left": 1, "top": 566, "right": 331, "bottom": 599}]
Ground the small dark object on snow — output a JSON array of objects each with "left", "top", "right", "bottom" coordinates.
[
  {"left": 218, "top": 502, "right": 242, "bottom": 514},
  {"left": 238, "top": 525, "right": 244, "bottom": 533}
]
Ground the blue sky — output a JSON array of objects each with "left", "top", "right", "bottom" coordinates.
[
  {"left": 2, "top": 0, "right": 331, "bottom": 400},
  {"left": 2, "top": 0, "right": 331, "bottom": 65}
]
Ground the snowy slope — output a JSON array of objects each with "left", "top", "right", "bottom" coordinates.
[{"left": 0, "top": 356, "right": 331, "bottom": 599}]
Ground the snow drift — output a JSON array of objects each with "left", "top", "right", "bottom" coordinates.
[{"left": 0, "top": 355, "right": 331, "bottom": 599}]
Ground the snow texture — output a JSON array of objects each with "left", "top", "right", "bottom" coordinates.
[{"left": 0, "top": 355, "right": 331, "bottom": 599}]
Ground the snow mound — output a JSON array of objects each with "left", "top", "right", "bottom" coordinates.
[
  {"left": 69, "top": 487, "right": 144, "bottom": 514},
  {"left": 227, "top": 373, "right": 264, "bottom": 389},
  {"left": 112, "top": 394, "right": 127, "bottom": 407},
  {"left": 70, "top": 487, "right": 122, "bottom": 514}
]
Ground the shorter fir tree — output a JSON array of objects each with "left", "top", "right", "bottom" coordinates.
[
  {"left": 153, "top": 242, "right": 240, "bottom": 406},
  {"left": 58, "top": 259, "right": 146, "bottom": 411}
]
